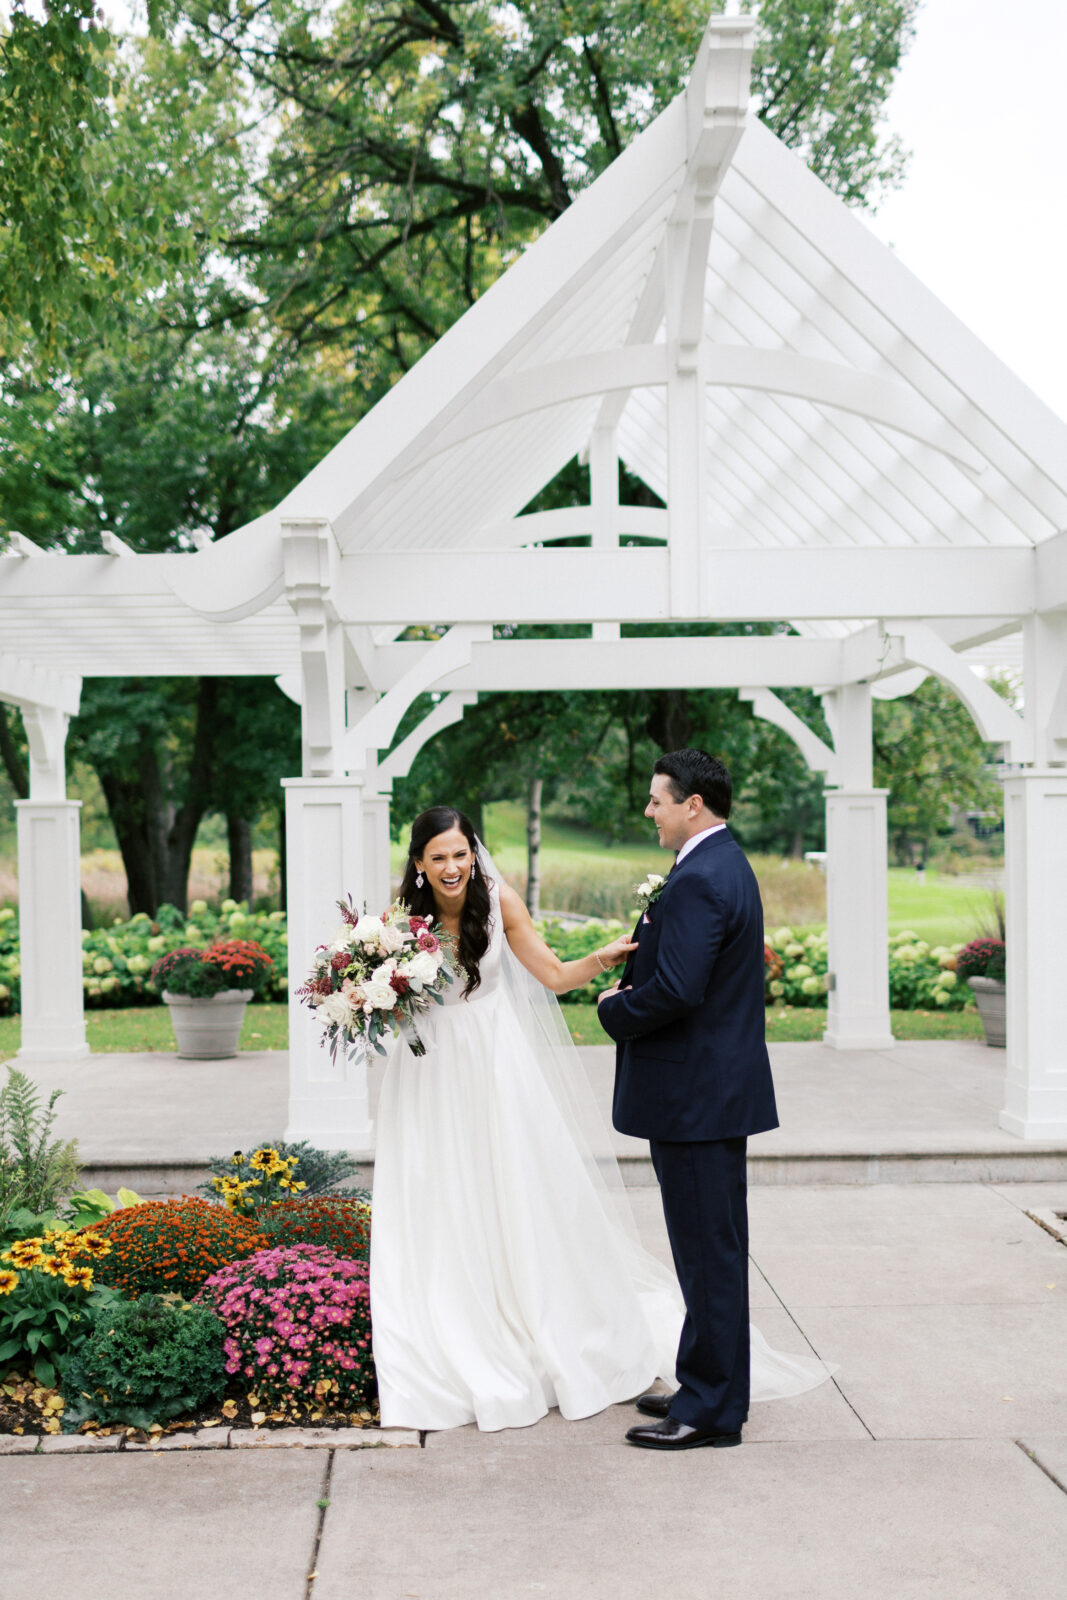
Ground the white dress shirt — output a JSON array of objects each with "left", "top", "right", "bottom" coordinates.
[{"left": 675, "top": 822, "right": 727, "bottom": 866}]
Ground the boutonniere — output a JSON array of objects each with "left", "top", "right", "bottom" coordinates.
[{"left": 634, "top": 873, "right": 667, "bottom": 915}]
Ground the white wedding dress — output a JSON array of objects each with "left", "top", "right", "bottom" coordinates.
[{"left": 370, "top": 878, "right": 832, "bottom": 1432}]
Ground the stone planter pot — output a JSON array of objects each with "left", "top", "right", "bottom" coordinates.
[
  {"left": 968, "top": 975, "right": 1006, "bottom": 1049},
  {"left": 162, "top": 989, "right": 254, "bottom": 1059}
]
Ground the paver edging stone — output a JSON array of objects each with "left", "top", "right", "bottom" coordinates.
[{"left": 6, "top": 1426, "right": 420, "bottom": 1454}]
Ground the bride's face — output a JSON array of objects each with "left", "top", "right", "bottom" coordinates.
[{"left": 415, "top": 828, "right": 474, "bottom": 909}]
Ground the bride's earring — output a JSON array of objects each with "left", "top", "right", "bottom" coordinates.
[
  {"left": 415, "top": 869, "right": 424, "bottom": 889},
  {"left": 470, "top": 859, "right": 477, "bottom": 878}
]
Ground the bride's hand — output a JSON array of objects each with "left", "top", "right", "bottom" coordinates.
[{"left": 596, "top": 935, "right": 639, "bottom": 968}]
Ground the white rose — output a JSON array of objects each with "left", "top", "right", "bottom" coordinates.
[
  {"left": 378, "top": 924, "right": 406, "bottom": 955},
  {"left": 357, "top": 916, "right": 384, "bottom": 946},
  {"left": 317, "top": 993, "right": 357, "bottom": 1029},
  {"left": 362, "top": 977, "right": 398, "bottom": 1011},
  {"left": 405, "top": 950, "right": 440, "bottom": 986}
]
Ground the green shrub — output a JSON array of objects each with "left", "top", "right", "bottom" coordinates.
[
  {"left": 85, "top": 1199, "right": 268, "bottom": 1299},
  {"left": 256, "top": 1196, "right": 371, "bottom": 1263},
  {"left": 0, "top": 1229, "right": 123, "bottom": 1389},
  {"left": 198, "top": 1140, "right": 366, "bottom": 1204},
  {"left": 60, "top": 1294, "right": 227, "bottom": 1432},
  {"left": 0, "top": 1068, "right": 79, "bottom": 1237},
  {"left": 537, "top": 918, "right": 628, "bottom": 1004},
  {"left": 763, "top": 927, "right": 969, "bottom": 1011}
]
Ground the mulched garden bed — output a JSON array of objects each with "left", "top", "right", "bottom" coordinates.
[{"left": 1, "top": 1367, "right": 379, "bottom": 1442}]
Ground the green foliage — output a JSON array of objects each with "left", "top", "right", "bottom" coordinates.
[
  {"left": 149, "top": 939, "right": 274, "bottom": 999},
  {"left": 764, "top": 926, "right": 969, "bottom": 1011},
  {"left": 0, "top": 1232, "right": 123, "bottom": 1389},
  {"left": 255, "top": 1196, "right": 372, "bottom": 1264},
  {"left": 538, "top": 919, "right": 628, "bottom": 1003},
  {"left": 874, "top": 678, "right": 1006, "bottom": 864},
  {"left": 0, "top": 1068, "right": 79, "bottom": 1234},
  {"left": 71, "top": 902, "right": 289, "bottom": 1012},
  {"left": 198, "top": 1140, "right": 366, "bottom": 1205},
  {"left": 60, "top": 1294, "right": 227, "bottom": 1432},
  {"left": 62, "top": 1187, "right": 143, "bottom": 1231}
]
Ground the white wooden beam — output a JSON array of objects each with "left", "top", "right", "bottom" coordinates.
[
  {"left": 342, "top": 626, "right": 490, "bottom": 770},
  {"left": 1036, "top": 527, "right": 1067, "bottom": 611},
  {"left": 101, "top": 531, "right": 136, "bottom": 557},
  {"left": 376, "top": 692, "right": 478, "bottom": 788},
  {"left": 0, "top": 652, "right": 81, "bottom": 716},
  {"left": 333, "top": 546, "right": 1036, "bottom": 625},
  {"left": 369, "top": 633, "right": 899, "bottom": 695},
  {"left": 888, "top": 619, "right": 1031, "bottom": 760},
  {"left": 739, "top": 687, "right": 838, "bottom": 780}
]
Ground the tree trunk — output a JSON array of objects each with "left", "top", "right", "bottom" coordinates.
[
  {"left": 0, "top": 705, "right": 28, "bottom": 798},
  {"left": 97, "top": 768, "right": 160, "bottom": 915},
  {"left": 159, "top": 678, "right": 217, "bottom": 913},
  {"left": 526, "top": 775, "right": 543, "bottom": 918},
  {"left": 227, "top": 813, "right": 254, "bottom": 906},
  {"left": 277, "top": 803, "right": 287, "bottom": 913}
]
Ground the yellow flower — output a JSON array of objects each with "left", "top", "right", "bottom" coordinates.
[
  {"left": 38, "top": 1257, "right": 67, "bottom": 1277},
  {"left": 8, "top": 1241, "right": 45, "bottom": 1269},
  {"left": 78, "top": 1234, "right": 111, "bottom": 1259},
  {"left": 250, "top": 1147, "right": 280, "bottom": 1171},
  {"left": 231, "top": 1151, "right": 248, "bottom": 1167},
  {"left": 63, "top": 1267, "right": 94, "bottom": 1291},
  {"left": 0, "top": 1269, "right": 19, "bottom": 1294}
]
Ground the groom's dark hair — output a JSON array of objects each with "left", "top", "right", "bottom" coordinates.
[{"left": 654, "top": 749, "right": 732, "bottom": 819}]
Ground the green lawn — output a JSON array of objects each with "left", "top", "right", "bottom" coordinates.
[
  {"left": 886, "top": 869, "right": 998, "bottom": 949},
  {"left": 564, "top": 1003, "right": 984, "bottom": 1046},
  {"left": 0, "top": 999, "right": 985, "bottom": 1060},
  {"left": 0, "top": 1003, "right": 289, "bottom": 1062}
]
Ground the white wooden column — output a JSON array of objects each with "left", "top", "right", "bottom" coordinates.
[
  {"left": 282, "top": 515, "right": 376, "bottom": 1149},
  {"left": 821, "top": 683, "right": 894, "bottom": 1050},
  {"left": 283, "top": 777, "right": 382, "bottom": 1150},
  {"left": 999, "top": 612, "right": 1067, "bottom": 1137},
  {"left": 16, "top": 700, "right": 88, "bottom": 1060}
]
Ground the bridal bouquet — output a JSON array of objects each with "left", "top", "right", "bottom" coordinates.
[{"left": 298, "top": 898, "right": 453, "bottom": 1060}]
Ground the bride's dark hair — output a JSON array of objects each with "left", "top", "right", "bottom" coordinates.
[{"left": 397, "top": 807, "right": 492, "bottom": 997}]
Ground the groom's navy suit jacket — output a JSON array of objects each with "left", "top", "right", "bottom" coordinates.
[{"left": 598, "top": 828, "right": 778, "bottom": 1143}]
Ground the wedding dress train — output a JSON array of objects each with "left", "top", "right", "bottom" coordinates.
[{"left": 370, "top": 879, "right": 831, "bottom": 1432}]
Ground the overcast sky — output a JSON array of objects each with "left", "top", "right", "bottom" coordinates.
[{"left": 865, "top": 0, "right": 1067, "bottom": 421}]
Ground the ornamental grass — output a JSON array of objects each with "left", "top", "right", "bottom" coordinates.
[
  {"left": 256, "top": 1196, "right": 371, "bottom": 1263},
  {"left": 195, "top": 1244, "right": 374, "bottom": 1413},
  {"left": 83, "top": 1199, "right": 268, "bottom": 1300}
]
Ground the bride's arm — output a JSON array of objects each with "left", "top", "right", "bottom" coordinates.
[{"left": 497, "top": 881, "right": 637, "bottom": 996}]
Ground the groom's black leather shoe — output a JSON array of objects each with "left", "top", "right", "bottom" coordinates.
[
  {"left": 634, "top": 1391, "right": 674, "bottom": 1418},
  {"left": 626, "top": 1417, "right": 742, "bottom": 1451}
]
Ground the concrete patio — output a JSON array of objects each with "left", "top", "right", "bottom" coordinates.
[
  {"left": 3, "top": 1175, "right": 1066, "bottom": 1599},
  {"left": 16, "top": 1038, "right": 1065, "bottom": 1194}
]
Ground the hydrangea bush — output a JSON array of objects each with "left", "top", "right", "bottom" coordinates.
[
  {"left": 84, "top": 1199, "right": 268, "bottom": 1299},
  {"left": 763, "top": 927, "right": 968, "bottom": 1010},
  {"left": 195, "top": 1244, "right": 375, "bottom": 1413}
]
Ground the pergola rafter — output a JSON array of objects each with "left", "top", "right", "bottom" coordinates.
[{"left": 2, "top": 13, "right": 1065, "bottom": 1142}]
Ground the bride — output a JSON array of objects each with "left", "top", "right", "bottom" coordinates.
[{"left": 369, "top": 805, "right": 830, "bottom": 1434}]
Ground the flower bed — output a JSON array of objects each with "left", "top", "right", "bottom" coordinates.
[{"left": 762, "top": 926, "right": 969, "bottom": 1010}]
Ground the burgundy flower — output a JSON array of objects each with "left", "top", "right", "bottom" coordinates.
[
  {"left": 417, "top": 930, "right": 439, "bottom": 953},
  {"left": 408, "top": 916, "right": 428, "bottom": 934},
  {"left": 389, "top": 971, "right": 411, "bottom": 996},
  {"left": 330, "top": 951, "right": 350, "bottom": 972}
]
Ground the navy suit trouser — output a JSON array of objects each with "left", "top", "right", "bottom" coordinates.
[{"left": 650, "top": 1135, "right": 750, "bottom": 1432}]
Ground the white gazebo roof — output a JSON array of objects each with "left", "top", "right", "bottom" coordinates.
[{"left": 2, "top": 15, "right": 1064, "bottom": 704}]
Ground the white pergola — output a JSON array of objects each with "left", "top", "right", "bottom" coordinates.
[{"left": 3, "top": 16, "right": 1065, "bottom": 1146}]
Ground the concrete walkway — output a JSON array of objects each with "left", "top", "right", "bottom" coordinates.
[
  {"left": 18, "top": 1039, "right": 1067, "bottom": 1191},
  {"left": 3, "top": 1178, "right": 1066, "bottom": 1599}
]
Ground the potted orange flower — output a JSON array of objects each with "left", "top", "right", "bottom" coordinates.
[{"left": 150, "top": 940, "right": 274, "bottom": 1059}]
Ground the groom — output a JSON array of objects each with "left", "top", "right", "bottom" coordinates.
[{"left": 597, "top": 748, "right": 778, "bottom": 1451}]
